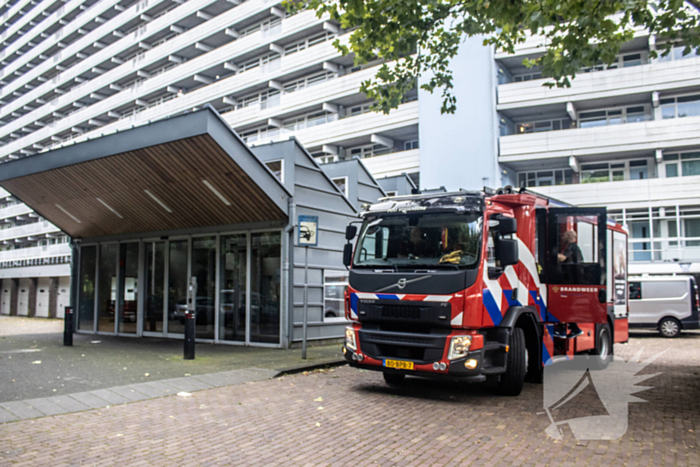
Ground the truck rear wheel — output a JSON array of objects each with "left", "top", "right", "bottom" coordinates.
[
  {"left": 383, "top": 372, "right": 405, "bottom": 386},
  {"left": 497, "top": 327, "right": 526, "bottom": 396},
  {"left": 591, "top": 323, "right": 612, "bottom": 369}
]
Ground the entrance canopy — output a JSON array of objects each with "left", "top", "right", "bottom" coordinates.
[{"left": 0, "top": 107, "right": 290, "bottom": 239}]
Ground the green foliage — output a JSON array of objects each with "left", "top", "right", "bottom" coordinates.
[{"left": 284, "top": 0, "right": 700, "bottom": 114}]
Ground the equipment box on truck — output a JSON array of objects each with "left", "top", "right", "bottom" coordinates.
[
  {"left": 341, "top": 187, "right": 629, "bottom": 395},
  {"left": 629, "top": 275, "right": 699, "bottom": 337}
]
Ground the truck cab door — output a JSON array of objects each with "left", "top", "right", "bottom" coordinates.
[{"left": 546, "top": 207, "right": 607, "bottom": 324}]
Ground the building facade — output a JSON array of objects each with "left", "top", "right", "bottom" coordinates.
[
  {"left": 1, "top": 0, "right": 698, "bottom": 321},
  {"left": 0, "top": 0, "right": 417, "bottom": 320}
]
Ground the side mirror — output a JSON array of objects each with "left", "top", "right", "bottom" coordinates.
[
  {"left": 498, "top": 217, "right": 517, "bottom": 235},
  {"left": 345, "top": 225, "right": 357, "bottom": 241},
  {"left": 496, "top": 238, "right": 518, "bottom": 267},
  {"left": 343, "top": 243, "right": 353, "bottom": 267}
]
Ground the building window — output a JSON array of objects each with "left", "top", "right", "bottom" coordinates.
[
  {"left": 313, "top": 153, "right": 339, "bottom": 165},
  {"left": 348, "top": 144, "right": 391, "bottom": 159},
  {"left": 283, "top": 111, "right": 337, "bottom": 133},
  {"left": 513, "top": 72, "right": 542, "bottom": 82},
  {"left": 404, "top": 140, "right": 419, "bottom": 150},
  {"left": 660, "top": 94, "right": 700, "bottom": 119},
  {"left": 581, "top": 52, "right": 646, "bottom": 72},
  {"left": 579, "top": 160, "right": 648, "bottom": 183},
  {"left": 657, "top": 44, "right": 700, "bottom": 63},
  {"left": 323, "top": 270, "right": 348, "bottom": 321},
  {"left": 664, "top": 152, "right": 700, "bottom": 177},
  {"left": 347, "top": 102, "right": 372, "bottom": 117},
  {"left": 265, "top": 160, "right": 284, "bottom": 182},
  {"left": 516, "top": 118, "right": 571, "bottom": 134},
  {"left": 579, "top": 105, "right": 648, "bottom": 128},
  {"left": 332, "top": 177, "right": 348, "bottom": 197},
  {"left": 517, "top": 168, "right": 574, "bottom": 187}
]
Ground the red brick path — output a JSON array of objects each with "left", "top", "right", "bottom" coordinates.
[{"left": 1, "top": 332, "right": 699, "bottom": 466}]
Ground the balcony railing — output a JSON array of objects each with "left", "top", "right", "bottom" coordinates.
[
  {"left": 529, "top": 175, "right": 700, "bottom": 210},
  {"left": 498, "top": 56, "right": 700, "bottom": 109},
  {"left": 0, "top": 221, "right": 61, "bottom": 242},
  {"left": 0, "top": 203, "right": 33, "bottom": 220},
  {"left": 0, "top": 243, "right": 71, "bottom": 262},
  {"left": 500, "top": 116, "right": 700, "bottom": 162}
]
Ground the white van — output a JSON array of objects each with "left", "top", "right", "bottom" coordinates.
[{"left": 629, "top": 275, "right": 699, "bottom": 338}]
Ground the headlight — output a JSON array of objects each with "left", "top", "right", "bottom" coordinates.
[
  {"left": 345, "top": 326, "right": 357, "bottom": 351},
  {"left": 448, "top": 336, "right": 472, "bottom": 360}
]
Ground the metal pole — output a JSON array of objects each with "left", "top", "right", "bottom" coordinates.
[
  {"left": 302, "top": 246, "right": 309, "bottom": 359},
  {"left": 63, "top": 306, "right": 73, "bottom": 346}
]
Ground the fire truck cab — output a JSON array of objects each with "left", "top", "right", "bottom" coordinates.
[{"left": 341, "top": 187, "right": 629, "bottom": 395}]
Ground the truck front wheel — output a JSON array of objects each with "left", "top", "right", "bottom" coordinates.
[{"left": 497, "top": 327, "right": 526, "bottom": 396}]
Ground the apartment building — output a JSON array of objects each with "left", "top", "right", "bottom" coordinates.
[
  {"left": 494, "top": 32, "right": 700, "bottom": 276},
  {"left": 0, "top": 0, "right": 420, "bottom": 319},
  {"left": 418, "top": 31, "right": 700, "bottom": 277}
]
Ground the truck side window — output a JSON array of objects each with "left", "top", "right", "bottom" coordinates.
[{"left": 629, "top": 282, "right": 642, "bottom": 300}]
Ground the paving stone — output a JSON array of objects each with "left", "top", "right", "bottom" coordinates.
[
  {"left": 67, "top": 391, "right": 112, "bottom": 410},
  {"left": 192, "top": 372, "right": 249, "bottom": 388},
  {"left": 142, "top": 380, "right": 179, "bottom": 395},
  {"left": 48, "top": 395, "right": 91, "bottom": 413},
  {"left": 0, "top": 406, "right": 20, "bottom": 423},
  {"left": 88, "top": 389, "right": 130, "bottom": 406},
  {"left": 108, "top": 385, "right": 152, "bottom": 402},
  {"left": 23, "top": 397, "right": 66, "bottom": 416},
  {"left": 126, "top": 383, "right": 169, "bottom": 398},
  {"left": 0, "top": 401, "right": 45, "bottom": 420},
  {"left": 161, "top": 376, "right": 214, "bottom": 392},
  {"left": 234, "top": 368, "right": 277, "bottom": 382}
]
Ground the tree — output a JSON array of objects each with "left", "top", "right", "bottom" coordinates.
[{"left": 286, "top": 0, "right": 700, "bottom": 114}]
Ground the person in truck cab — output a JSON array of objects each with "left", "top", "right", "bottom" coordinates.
[
  {"left": 554, "top": 229, "right": 584, "bottom": 339},
  {"left": 399, "top": 226, "right": 434, "bottom": 258}
]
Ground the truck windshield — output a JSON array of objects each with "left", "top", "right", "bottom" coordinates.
[{"left": 353, "top": 212, "right": 482, "bottom": 270}]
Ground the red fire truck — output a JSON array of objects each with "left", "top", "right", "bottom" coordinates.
[{"left": 341, "top": 187, "right": 629, "bottom": 395}]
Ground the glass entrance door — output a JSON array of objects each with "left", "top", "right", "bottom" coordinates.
[
  {"left": 220, "top": 234, "right": 247, "bottom": 342},
  {"left": 118, "top": 242, "right": 139, "bottom": 334},
  {"left": 250, "top": 232, "right": 281, "bottom": 344},
  {"left": 167, "top": 239, "right": 188, "bottom": 335},
  {"left": 143, "top": 241, "right": 165, "bottom": 334}
]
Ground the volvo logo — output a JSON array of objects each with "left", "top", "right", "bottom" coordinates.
[{"left": 397, "top": 278, "right": 407, "bottom": 289}]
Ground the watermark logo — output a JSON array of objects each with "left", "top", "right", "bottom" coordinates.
[{"left": 542, "top": 349, "right": 665, "bottom": 440}]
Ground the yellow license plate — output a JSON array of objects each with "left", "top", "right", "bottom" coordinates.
[{"left": 384, "top": 359, "right": 414, "bottom": 370}]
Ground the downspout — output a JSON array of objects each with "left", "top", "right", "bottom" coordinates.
[{"left": 283, "top": 197, "right": 296, "bottom": 349}]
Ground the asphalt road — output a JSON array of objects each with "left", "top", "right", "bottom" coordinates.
[{"left": 0, "top": 316, "right": 342, "bottom": 403}]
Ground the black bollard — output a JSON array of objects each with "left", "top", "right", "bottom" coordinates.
[
  {"left": 63, "top": 306, "right": 74, "bottom": 347},
  {"left": 184, "top": 311, "right": 195, "bottom": 360}
]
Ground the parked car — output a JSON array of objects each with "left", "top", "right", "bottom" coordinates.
[
  {"left": 173, "top": 297, "right": 215, "bottom": 325},
  {"left": 629, "top": 275, "right": 700, "bottom": 337}
]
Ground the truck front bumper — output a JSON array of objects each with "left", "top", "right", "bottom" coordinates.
[{"left": 343, "top": 345, "right": 498, "bottom": 383}]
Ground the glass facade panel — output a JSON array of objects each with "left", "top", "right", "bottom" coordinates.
[
  {"left": 168, "top": 240, "right": 188, "bottom": 335},
  {"left": 97, "top": 244, "right": 118, "bottom": 333},
  {"left": 250, "top": 232, "right": 281, "bottom": 344},
  {"left": 144, "top": 241, "right": 165, "bottom": 333},
  {"left": 78, "top": 245, "right": 97, "bottom": 331},
  {"left": 191, "top": 237, "right": 216, "bottom": 339},
  {"left": 118, "top": 243, "right": 139, "bottom": 334},
  {"left": 220, "top": 234, "right": 247, "bottom": 342}
]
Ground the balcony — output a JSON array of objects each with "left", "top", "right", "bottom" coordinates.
[
  {"left": 244, "top": 101, "right": 419, "bottom": 149},
  {"left": 0, "top": 221, "right": 61, "bottom": 242},
  {"left": 498, "top": 57, "right": 700, "bottom": 110},
  {"left": 0, "top": 203, "right": 34, "bottom": 220},
  {"left": 360, "top": 149, "right": 420, "bottom": 178},
  {"left": 0, "top": 243, "right": 71, "bottom": 263},
  {"left": 499, "top": 116, "right": 700, "bottom": 162},
  {"left": 529, "top": 175, "right": 700, "bottom": 210},
  {"left": 0, "top": 8, "right": 330, "bottom": 157}
]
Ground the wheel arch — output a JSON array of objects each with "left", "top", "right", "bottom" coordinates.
[{"left": 500, "top": 306, "right": 543, "bottom": 383}]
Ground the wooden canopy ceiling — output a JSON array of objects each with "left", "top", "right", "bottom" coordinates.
[{"left": 0, "top": 109, "right": 289, "bottom": 239}]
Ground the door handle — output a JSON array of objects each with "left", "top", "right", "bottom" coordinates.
[{"left": 598, "top": 288, "right": 606, "bottom": 304}]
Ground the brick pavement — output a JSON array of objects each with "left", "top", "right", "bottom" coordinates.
[{"left": 1, "top": 332, "right": 699, "bottom": 466}]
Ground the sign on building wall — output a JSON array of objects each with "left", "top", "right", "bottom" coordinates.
[{"left": 298, "top": 215, "right": 319, "bottom": 246}]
